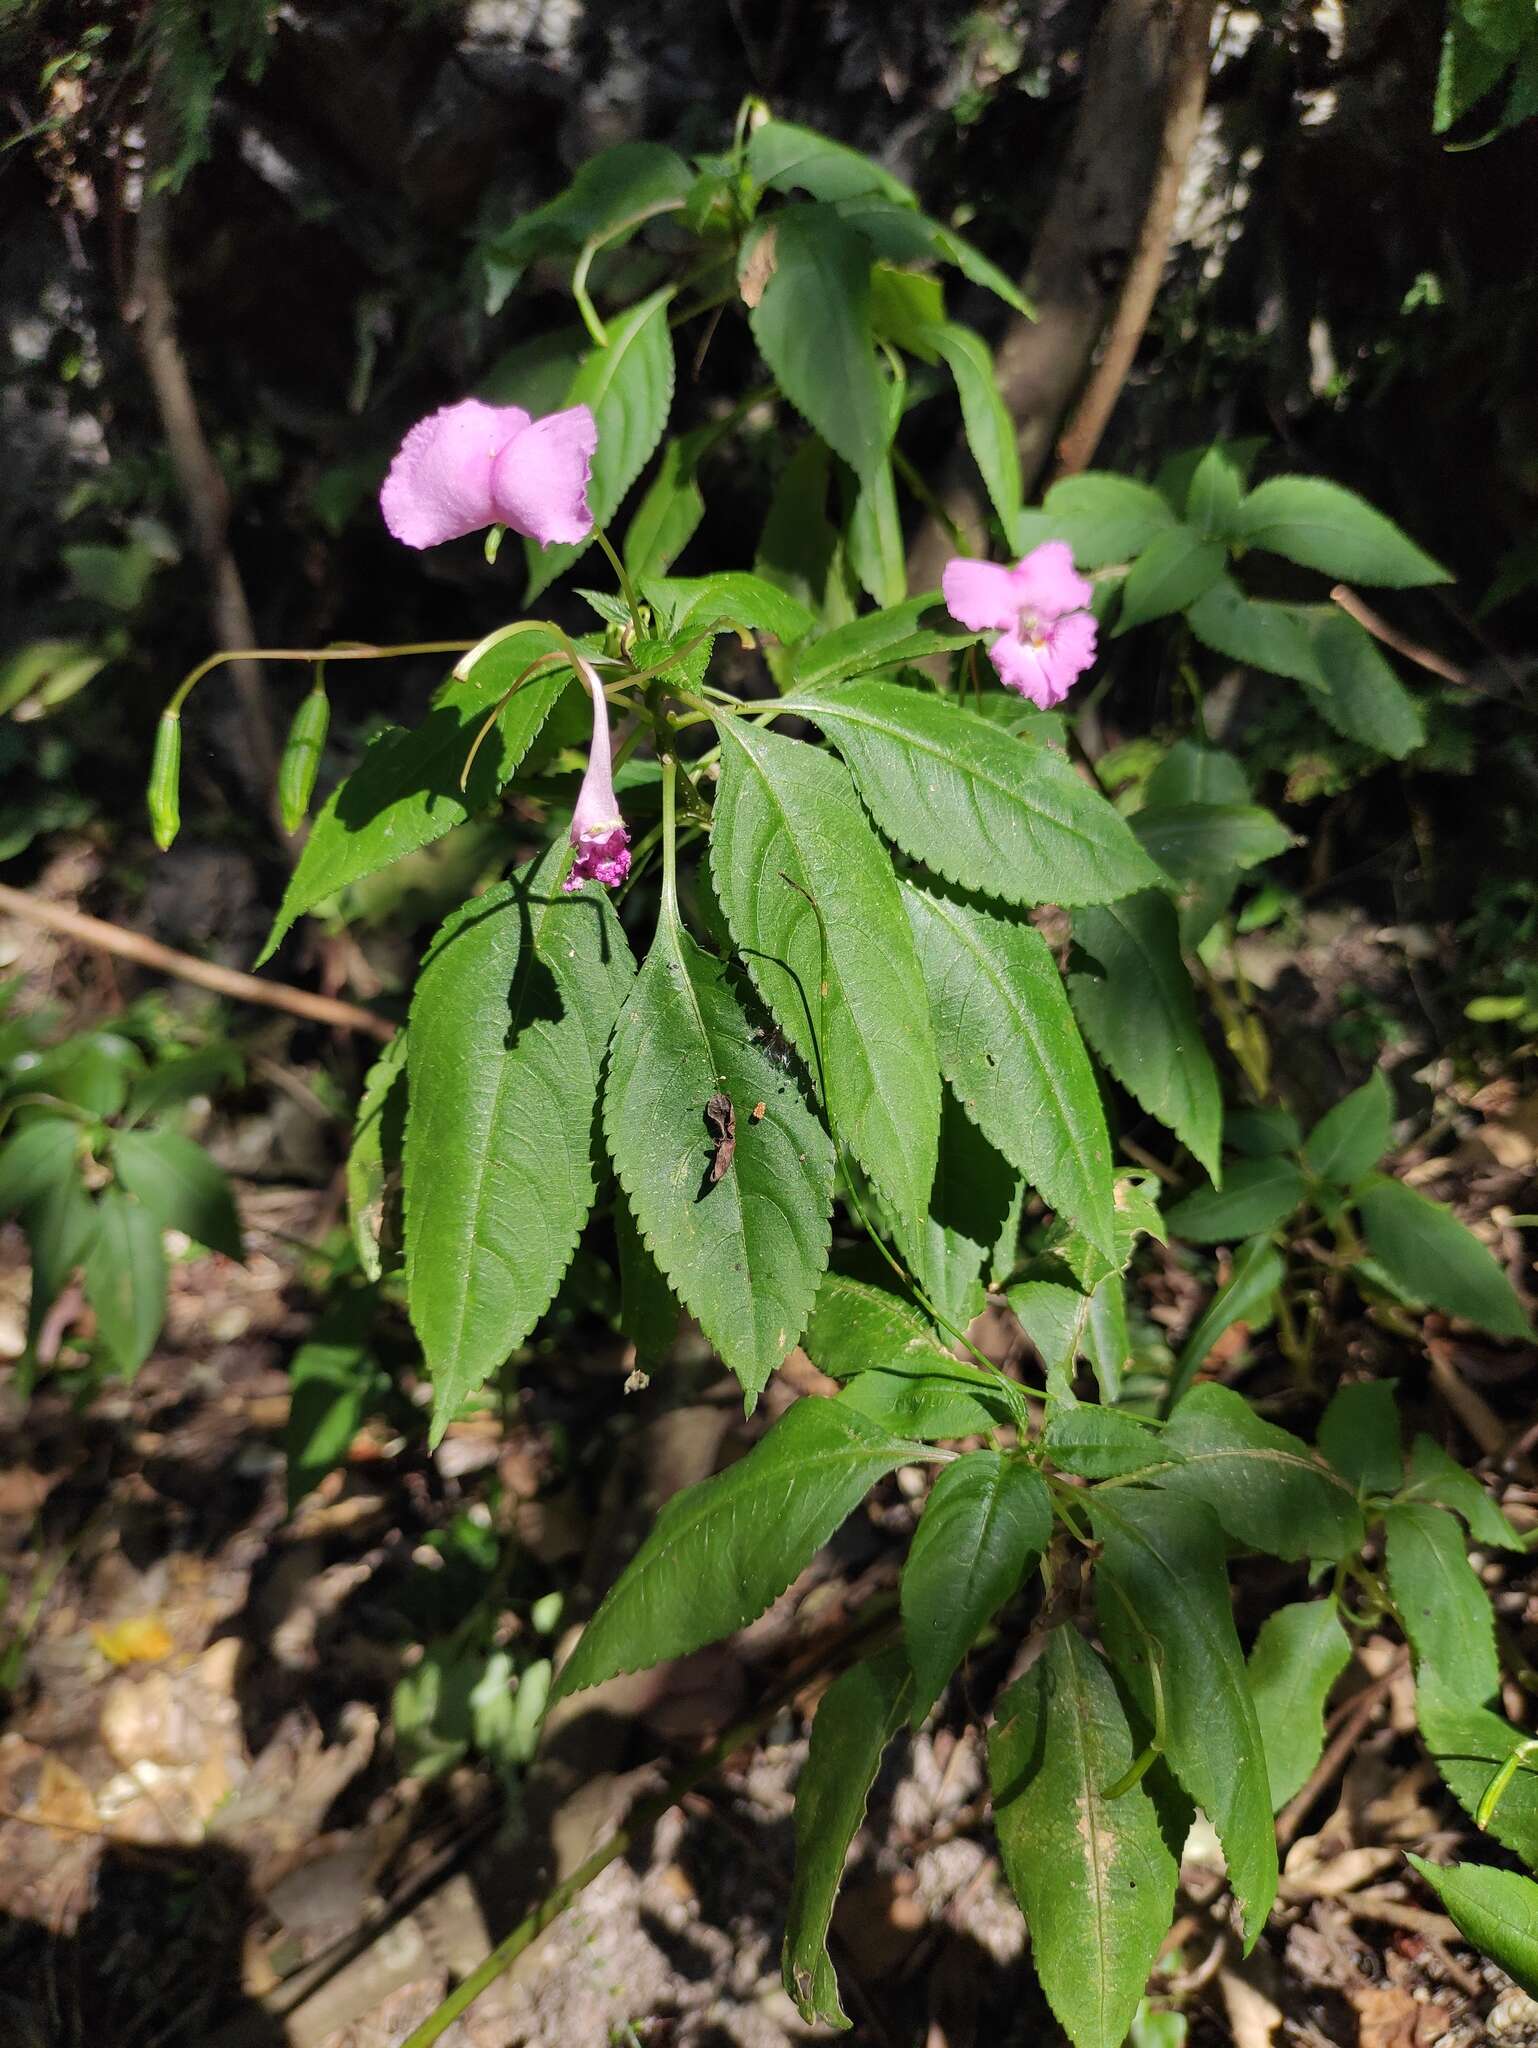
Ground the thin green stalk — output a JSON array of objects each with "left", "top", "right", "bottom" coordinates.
[
  {"left": 165, "top": 639, "right": 476, "bottom": 718},
  {"left": 592, "top": 523, "right": 642, "bottom": 626}
]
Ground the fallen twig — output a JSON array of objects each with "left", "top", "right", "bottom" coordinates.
[
  {"left": 1329, "top": 586, "right": 1471, "bottom": 688},
  {"left": 0, "top": 881, "right": 395, "bottom": 1041}
]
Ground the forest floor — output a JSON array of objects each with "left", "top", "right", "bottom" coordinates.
[{"left": 2, "top": 882, "right": 1537, "bottom": 2048}]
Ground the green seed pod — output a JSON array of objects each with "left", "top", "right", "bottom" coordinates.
[
  {"left": 278, "top": 681, "right": 330, "bottom": 834},
  {"left": 147, "top": 710, "right": 182, "bottom": 851}
]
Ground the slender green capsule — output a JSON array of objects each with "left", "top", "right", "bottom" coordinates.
[
  {"left": 148, "top": 710, "right": 182, "bottom": 851},
  {"left": 278, "top": 680, "right": 330, "bottom": 834}
]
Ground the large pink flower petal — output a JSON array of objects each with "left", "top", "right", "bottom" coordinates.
[
  {"left": 1013, "top": 539, "right": 1093, "bottom": 619},
  {"left": 988, "top": 630, "right": 1058, "bottom": 706},
  {"left": 380, "top": 399, "right": 531, "bottom": 549},
  {"left": 1041, "top": 608, "right": 1098, "bottom": 698},
  {"left": 942, "top": 556, "right": 1028, "bottom": 634},
  {"left": 491, "top": 404, "right": 598, "bottom": 548}
]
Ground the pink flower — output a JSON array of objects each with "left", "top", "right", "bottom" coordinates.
[
  {"left": 941, "top": 540, "right": 1098, "bottom": 708},
  {"left": 565, "top": 656, "right": 631, "bottom": 894},
  {"left": 380, "top": 398, "right": 597, "bottom": 550}
]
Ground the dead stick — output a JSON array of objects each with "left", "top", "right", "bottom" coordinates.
[
  {"left": 1054, "top": 0, "right": 1219, "bottom": 476},
  {"left": 1330, "top": 586, "right": 1471, "bottom": 687},
  {"left": 0, "top": 882, "right": 394, "bottom": 1041}
]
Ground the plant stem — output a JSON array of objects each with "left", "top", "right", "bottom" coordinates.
[
  {"left": 167, "top": 640, "right": 477, "bottom": 717},
  {"left": 592, "top": 523, "right": 642, "bottom": 627}
]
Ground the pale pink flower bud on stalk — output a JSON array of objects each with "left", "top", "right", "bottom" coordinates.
[
  {"left": 565, "top": 656, "right": 631, "bottom": 894},
  {"left": 380, "top": 397, "right": 597, "bottom": 550},
  {"left": 941, "top": 539, "right": 1098, "bottom": 707}
]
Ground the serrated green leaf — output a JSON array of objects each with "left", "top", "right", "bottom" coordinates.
[
  {"left": 1317, "top": 1379, "right": 1403, "bottom": 1495},
  {"left": 552, "top": 1397, "right": 927, "bottom": 1700},
  {"left": 803, "top": 1270, "right": 940, "bottom": 1375},
  {"left": 1049, "top": 1176, "right": 1165, "bottom": 1293},
  {"left": 1091, "top": 1488, "right": 1278, "bottom": 1945},
  {"left": 755, "top": 438, "right": 849, "bottom": 624},
  {"left": 83, "top": 1186, "right": 166, "bottom": 1376},
  {"left": 916, "top": 1086, "right": 1022, "bottom": 1331},
  {"left": 1235, "top": 476, "right": 1450, "bottom": 587},
  {"left": 991, "top": 1628, "right": 1181, "bottom": 2048},
  {"left": 783, "top": 1646, "right": 912, "bottom": 2028},
  {"left": 1034, "top": 474, "right": 1178, "bottom": 569},
  {"left": 624, "top": 429, "right": 709, "bottom": 581},
  {"left": 930, "top": 321, "right": 1022, "bottom": 535},
  {"left": 747, "top": 205, "right": 888, "bottom": 485},
  {"left": 1070, "top": 893, "right": 1222, "bottom": 1180},
  {"left": 711, "top": 716, "right": 939, "bottom": 1231},
  {"left": 788, "top": 596, "right": 977, "bottom": 690},
  {"left": 1383, "top": 1502, "right": 1500, "bottom": 1706},
  {"left": 748, "top": 119, "right": 913, "bottom": 204},
  {"left": 1043, "top": 1406, "right": 1168, "bottom": 1479},
  {"left": 1357, "top": 1177, "right": 1531, "bottom": 1339},
  {"left": 1144, "top": 740, "right": 1250, "bottom": 809},
  {"left": 902, "top": 882, "right": 1116, "bottom": 1262},
  {"left": 903, "top": 1453, "right": 1049, "bottom": 1722},
  {"left": 1435, "top": 7, "right": 1522, "bottom": 130},
  {"left": 404, "top": 848, "right": 634, "bottom": 1433},
  {"left": 831, "top": 197, "right": 1029, "bottom": 313},
  {"left": 24, "top": 1173, "right": 98, "bottom": 1341},
  {"left": 605, "top": 907, "right": 833, "bottom": 1404},
  {"left": 1247, "top": 1600, "right": 1352, "bottom": 1810},
  {"left": 645, "top": 570, "right": 817, "bottom": 643},
  {"left": 113, "top": 1128, "right": 242, "bottom": 1259},
  {"left": 480, "top": 141, "right": 693, "bottom": 297},
  {"left": 1399, "top": 1434, "right": 1524, "bottom": 1551},
  {"left": 1185, "top": 446, "right": 1246, "bottom": 540},
  {"left": 527, "top": 288, "right": 677, "bottom": 599},
  {"left": 1164, "top": 1156, "right": 1307, "bottom": 1243},
  {"left": 1417, "top": 1683, "right": 1538, "bottom": 1868},
  {"left": 126, "top": 1044, "right": 243, "bottom": 1121},
  {"left": 1009, "top": 1275, "right": 1128, "bottom": 1405},
  {"left": 285, "top": 1287, "right": 379, "bottom": 1511},
  {"left": 259, "top": 639, "right": 568, "bottom": 963},
  {"left": 0, "top": 1116, "right": 79, "bottom": 1217},
  {"left": 1225, "top": 1105, "right": 1301, "bottom": 1158},
  {"left": 848, "top": 453, "right": 906, "bottom": 609},
  {"left": 837, "top": 1360, "right": 1013, "bottom": 1440},
  {"left": 1407, "top": 1860, "right": 1538, "bottom": 1998},
  {"left": 1168, "top": 1235, "right": 1284, "bottom": 1409},
  {"left": 1144, "top": 1382, "right": 1364, "bottom": 1562},
  {"left": 1115, "top": 527, "right": 1226, "bottom": 634},
  {"left": 1303, "top": 1069, "right": 1393, "bottom": 1184},
  {"left": 1131, "top": 803, "right": 1292, "bottom": 883},
  {"left": 348, "top": 1031, "right": 406, "bottom": 1283},
  {"left": 1303, "top": 611, "right": 1426, "bottom": 759},
  {"left": 1185, "top": 577, "right": 1321, "bottom": 684},
  {"left": 788, "top": 681, "right": 1158, "bottom": 908}
]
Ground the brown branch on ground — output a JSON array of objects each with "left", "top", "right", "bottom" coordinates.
[
  {"left": 122, "top": 54, "right": 280, "bottom": 822},
  {"left": 1053, "top": 0, "right": 1219, "bottom": 478},
  {"left": 0, "top": 880, "right": 395, "bottom": 1041}
]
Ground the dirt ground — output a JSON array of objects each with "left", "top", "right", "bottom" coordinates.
[{"left": 2, "top": 898, "right": 1538, "bottom": 2048}]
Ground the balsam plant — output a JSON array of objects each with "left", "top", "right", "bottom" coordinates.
[
  {"left": 141, "top": 108, "right": 1534, "bottom": 2048},
  {"left": 0, "top": 999, "right": 242, "bottom": 1382}
]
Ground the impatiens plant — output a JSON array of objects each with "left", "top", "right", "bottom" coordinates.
[{"left": 143, "top": 105, "right": 1534, "bottom": 2048}]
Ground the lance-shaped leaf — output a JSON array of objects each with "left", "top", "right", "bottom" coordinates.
[
  {"left": 746, "top": 204, "right": 888, "bottom": 485},
  {"left": 1044, "top": 1406, "right": 1168, "bottom": 1480},
  {"left": 1010, "top": 1273, "right": 1128, "bottom": 1405},
  {"left": 1357, "top": 1177, "right": 1531, "bottom": 1340},
  {"left": 526, "top": 287, "right": 677, "bottom": 599},
  {"left": 1142, "top": 1382, "right": 1364, "bottom": 1562},
  {"left": 788, "top": 596, "right": 978, "bottom": 691},
  {"left": 83, "top": 1186, "right": 166, "bottom": 1377},
  {"left": 1417, "top": 1682, "right": 1538, "bottom": 1869},
  {"left": 1302, "top": 1068, "right": 1393, "bottom": 1185},
  {"left": 404, "top": 847, "right": 634, "bottom": 1435},
  {"left": 1070, "top": 892, "right": 1222, "bottom": 1181},
  {"left": 783, "top": 1647, "right": 913, "bottom": 2027},
  {"left": 902, "top": 1451, "right": 1049, "bottom": 1722},
  {"left": 1399, "top": 1433, "right": 1524, "bottom": 1551},
  {"left": 1164, "top": 1156, "right": 1307, "bottom": 1244},
  {"left": 1246, "top": 1600, "right": 1352, "bottom": 1810},
  {"left": 781, "top": 682, "right": 1158, "bottom": 908},
  {"left": 1129, "top": 802, "right": 1292, "bottom": 883},
  {"left": 1233, "top": 476, "right": 1450, "bottom": 587},
  {"left": 930, "top": 320, "right": 1022, "bottom": 534},
  {"left": 260, "top": 640, "right": 569, "bottom": 962},
  {"left": 646, "top": 570, "right": 817, "bottom": 644},
  {"left": 902, "top": 881, "right": 1116, "bottom": 1262},
  {"left": 990, "top": 1627, "right": 1181, "bottom": 2048},
  {"left": 1383, "top": 1502, "right": 1500, "bottom": 1707},
  {"left": 605, "top": 906, "right": 833, "bottom": 1404},
  {"left": 711, "top": 716, "right": 939, "bottom": 1232},
  {"left": 1317, "top": 1379, "right": 1403, "bottom": 1495},
  {"left": 1092, "top": 1488, "right": 1278, "bottom": 1944},
  {"left": 552, "top": 1397, "right": 927, "bottom": 1700},
  {"left": 113, "top": 1128, "right": 242, "bottom": 1259},
  {"left": 1168, "top": 1236, "right": 1284, "bottom": 1410},
  {"left": 1305, "top": 610, "right": 1425, "bottom": 758},
  {"left": 916, "top": 1085, "right": 1022, "bottom": 1332},
  {"left": 1406, "top": 1860, "right": 1538, "bottom": 2000},
  {"left": 803, "top": 1270, "right": 942, "bottom": 1374},
  {"left": 614, "top": 1190, "right": 680, "bottom": 1372}
]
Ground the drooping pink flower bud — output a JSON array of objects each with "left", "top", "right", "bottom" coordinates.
[
  {"left": 565, "top": 656, "right": 631, "bottom": 893},
  {"left": 942, "top": 539, "right": 1098, "bottom": 708},
  {"left": 380, "top": 398, "right": 597, "bottom": 551}
]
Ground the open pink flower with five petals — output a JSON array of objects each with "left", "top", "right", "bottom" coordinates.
[
  {"left": 380, "top": 398, "right": 597, "bottom": 551},
  {"left": 941, "top": 540, "right": 1097, "bottom": 708}
]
